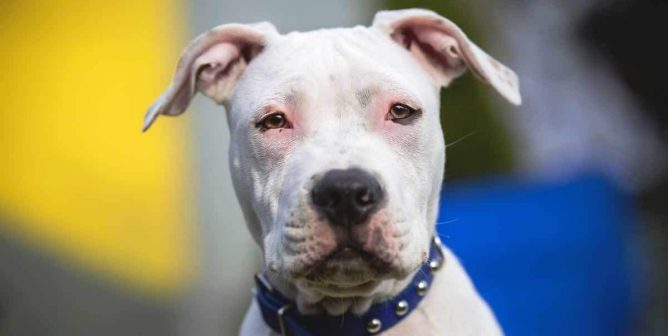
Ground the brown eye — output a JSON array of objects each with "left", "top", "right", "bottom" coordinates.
[
  {"left": 388, "top": 103, "right": 419, "bottom": 122},
  {"left": 257, "top": 113, "right": 288, "bottom": 130}
]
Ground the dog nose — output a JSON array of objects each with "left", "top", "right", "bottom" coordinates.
[{"left": 311, "top": 168, "right": 384, "bottom": 226}]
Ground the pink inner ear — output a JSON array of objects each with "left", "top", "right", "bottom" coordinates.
[
  {"left": 392, "top": 26, "right": 467, "bottom": 85},
  {"left": 193, "top": 41, "right": 267, "bottom": 104},
  {"left": 419, "top": 29, "right": 461, "bottom": 63},
  {"left": 196, "top": 44, "right": 241, "bottom": 83},
  {"left": 194, "top": 43, "right": 243, "bottom": 103},
  {"left": 414, "top": 27, "right": 467, "bottom": 81}
]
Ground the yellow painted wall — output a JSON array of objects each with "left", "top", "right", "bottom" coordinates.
[{"left": 0, "top": 0, "right": 193, "bottom": 297}]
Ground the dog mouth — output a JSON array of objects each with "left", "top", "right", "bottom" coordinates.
[
  {"left": 301, "top": 244, "right": 394, "bottom": 283},
  {"left": 301, "top": 278, "right": 380, "bottom": 297},
  {"left": 328, "top": 246, "right": 365, "bottom": 261}
]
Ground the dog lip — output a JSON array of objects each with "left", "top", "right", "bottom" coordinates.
[
  {"left": 329, "top": 246, "right": 361, "bottom": 260},
  {"left": 301, "top": 244, "right": 395, "bottom": 277},
  {"left": 323, "top": 244, "right": 379, "bottom": 263},
  {"left": 303, "top": 279, "right": 380, "bottom": 297}
]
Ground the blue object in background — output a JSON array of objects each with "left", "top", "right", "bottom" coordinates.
[{"left": 437, "top": 174, "right": 642, "bottom": 336}]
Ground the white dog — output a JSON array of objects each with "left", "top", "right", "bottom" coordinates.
[{"left": 144, "top": 8, "right": 520, "bottom": 336}]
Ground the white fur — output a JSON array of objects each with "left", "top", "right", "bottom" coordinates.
[{"left": 144, "top": 8, "right": 520, "bottom": 336}]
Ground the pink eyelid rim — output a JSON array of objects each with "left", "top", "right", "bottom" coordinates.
[
  {"left": 385, "top": 101, "right": 422, "bottom": 119},
  {"left": 255, "top": 105, "right": 294, "bottom": 129}
]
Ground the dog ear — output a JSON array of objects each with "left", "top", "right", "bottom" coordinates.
[
  {"left": 373, "top": 9, "right": 521, "bottom": 105},
  {"left": 143, "top": 22, "right": 279, "bottom": 131}
]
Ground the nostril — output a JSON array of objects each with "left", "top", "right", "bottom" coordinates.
[{"left": 356, "top": 188, "right": 375, "bottom": 206}]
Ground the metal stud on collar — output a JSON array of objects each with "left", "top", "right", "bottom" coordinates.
[
  {"left": 395, "top": 300, "right": 409, "bottom": 316},
  {"left": 430, "top": 236, "right": 446, "bottom": 273},
  {"left": 428, "top": 259, "right": 441, "bottom": 272},
  {"left": 367, "top": 318, "right": 382, "bottom": 333},
  {"left": 416, "top": 280, "right": 429, "bottom": 296}
]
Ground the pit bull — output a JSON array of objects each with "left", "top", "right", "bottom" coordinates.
[{"left": 143, "top": 8, "right": 520, "bottom": 335}]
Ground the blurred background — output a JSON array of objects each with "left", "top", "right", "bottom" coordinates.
[{"left": 0, "top": 0, "right": 665, "bottom": 335}]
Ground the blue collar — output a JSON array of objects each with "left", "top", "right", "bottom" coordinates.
[{"left": 255, "top": 236, "right": 446, "bottom": 336}]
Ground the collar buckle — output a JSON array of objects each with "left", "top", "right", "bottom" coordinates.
[
  {"left": 256, "top": 272, "right": 292, "bottom": 335},
  {"left": 277, "top": 304, "right": 292, "bottom": 336}
]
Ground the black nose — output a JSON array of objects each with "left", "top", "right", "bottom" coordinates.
[{"left": 311, "top": 168, "right": 384, "bottom": 227}]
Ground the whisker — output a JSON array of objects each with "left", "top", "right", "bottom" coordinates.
[
  {"left": 435, "top": 218, "right": 460, "bottom": 226},
  {"left": 446, "top": 132, "right": 477, "bottom": 149}
]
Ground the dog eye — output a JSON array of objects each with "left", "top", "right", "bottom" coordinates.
[
  {"left": 257, "top": 112, "right": 289, "bottom": 130},
  {"left": 388, "top": 103, "right": 419, "bottom": 122}
]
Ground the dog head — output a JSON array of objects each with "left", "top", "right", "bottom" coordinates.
[{"left": 144, "top": 8, "right": 520, "bottom": 315}]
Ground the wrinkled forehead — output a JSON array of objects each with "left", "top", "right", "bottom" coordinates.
[{"left": 229, "top": 26, "right": 437, "bottom": 117}]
